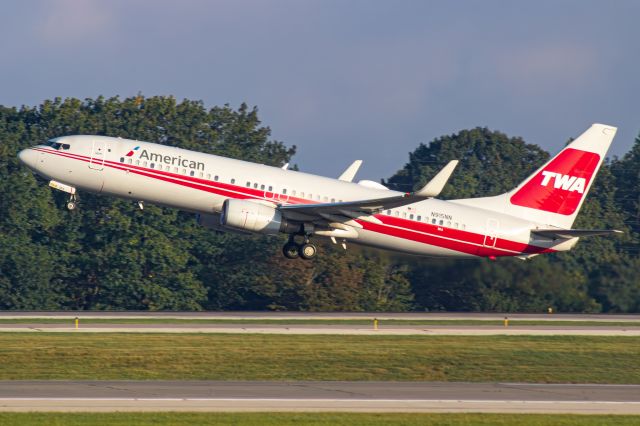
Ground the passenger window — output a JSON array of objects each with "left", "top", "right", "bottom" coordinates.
[
  {"left": 182, "top": 169, "right": 186, "bottom": 175},
  {"left": 283, "top": 189, "right": 287, "bottom": 195},
  {"left": 150, "top": 163, "right": 155, "bottom": 169},
  {"left": 120, "top": 157, "right": 124, "bottom": 163},
  {"left": 446, "top": 221, "right": 451, "bottom": 227},
  {"left": 432, "top": 218, "right": 436, "bottom": 224},
  {"left": 246, "top": 182, "right": 251, "bottom": 187},
  {"left": 387, "top": 210, "right": 391, "bottom": 215},
  {"left": 439, "top": 220, "right": 443, "bottom": 226},
  {"left": 331, "top": 198, "right": 335, "bottom": 203},
  {"left": 268, "top": 185, "right": 273, "bottom": 191},
  {"left": 417, "top": 215, "right": 421, "bottom": 221},
  {"left": 292, "top": 190, "right": 296, "bottom": 196},
  {"left": 394, "top": 211, "right": 399, "bottom": 217},
  {"left": 261, "top": 184, "right": 265, "bottom": 190},
  {"left": 135, "top": 160, "right": 140, "bottom": 165},
  {"left": 409, "top": 214, "right": 414, "bottom": 220},
  {"left": 165, "top": 166, "right": 170, "bottom": 171},
  {"left": 231, "top": 178, "right": 236, "bottom": 184},
  {"left": 206, "top": 174, "right": 211, "bottom": 179},
  {"left": 454, "top": 222, "right": 459, "bottom": 229},
  {"left": 254, "top": 183, "right": 258, "bottom": 189},
  {"left": 190, "top": 170, "right": 195, "bottom": 176},
  {"left": 214, "top": 175, "right": 219, "bottom": 181},
  {"left": 402, "top": 212, "right": 407, "bottom": 218},
  {"left": 143, "top": 161, "right": 148, "bottom": 167},
  {"left": 127, "top": 158, "right": 132, "bottom": 164},
  {"left": 462, "top": 224, "right": 466, "bottom": 230},
  {"left": 323, "top": 196, "right": 328, "bottom": 202}
]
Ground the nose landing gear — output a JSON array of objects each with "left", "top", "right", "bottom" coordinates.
[
  {"left": 66, "top": 194, "right": 78, "bottom": 211},
  {"left": 48, "top": 180, "right": 78, "bottom": 210},
  {"left": 282, "top": 235, "right": 317, "bottom": 260}
]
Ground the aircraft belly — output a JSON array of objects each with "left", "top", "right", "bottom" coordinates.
[{"left": 354, "top": 228, "right": 476, "bottom": 258}]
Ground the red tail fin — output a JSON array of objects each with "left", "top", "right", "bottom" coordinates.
[
  {"left": 509, "top": 148, "right": 600, "bottom": 215},
  {"left": 459, "top": 124, "right": 617, "bottom": 229}
]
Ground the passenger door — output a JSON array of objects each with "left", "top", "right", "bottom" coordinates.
[{"left": 89, "top": 139, "right": 106, "bottom": 170}]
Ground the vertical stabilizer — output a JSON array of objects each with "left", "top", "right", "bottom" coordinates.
[{"left": 460, "top": 123, "right": 617, "bottom": 229}]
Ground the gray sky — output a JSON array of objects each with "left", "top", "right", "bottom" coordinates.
[{"left": 1, "top": 0, "right": 638, "bottom": 180}]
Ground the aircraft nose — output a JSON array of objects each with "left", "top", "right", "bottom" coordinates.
[{"left": 18, "top": 148, "right": 38, "bottom": 170}]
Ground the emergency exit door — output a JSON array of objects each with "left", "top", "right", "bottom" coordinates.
[{"left": 483, "top": 218, "right": 499, "bottom": 248}]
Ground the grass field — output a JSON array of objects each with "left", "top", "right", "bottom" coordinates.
[
  {"left": 0, "top": 333, "right": 637, "bottom": 382},
  {"left": 0, "top": 318, "right": 639, "bottom": 326},
  {"left": 1, "top": 413, "right": 639, "bottom": 426}
]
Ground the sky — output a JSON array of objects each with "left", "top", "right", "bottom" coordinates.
[{"left": 1, "top": 0, "right": 639, "bottom": 180}]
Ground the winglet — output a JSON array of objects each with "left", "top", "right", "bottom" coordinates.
[
  {"left": 414, "top": 160, "right": 459, "bottom": 197},
  {"left": 338, "top": 160, "right": 363, "bottom": 182}
]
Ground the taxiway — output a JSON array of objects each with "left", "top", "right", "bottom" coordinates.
[{"left": 0, "top": 381, "right": 638, "bottom": 414}]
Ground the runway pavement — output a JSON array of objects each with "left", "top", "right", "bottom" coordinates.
[
  {"left": 1, "top": 323, "right": 639, "bottom": 335},
  {"left": 1, "top": 381, "right": 639, "bottom": 413},
  {"left": 1, "top": 311, "right": 639, "bottom": 321}
]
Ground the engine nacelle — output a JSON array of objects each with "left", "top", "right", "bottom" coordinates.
[{"left": 220, "top": 199, "right": 288, "bottom": 235}]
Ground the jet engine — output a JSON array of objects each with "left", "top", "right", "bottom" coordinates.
[{"left": 220, "top": 199, "right": 295, "bottom": 234}]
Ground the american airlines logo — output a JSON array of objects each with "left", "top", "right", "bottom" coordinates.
[{"left": 539, "top": 171, "right": 586, "bottom": 194}]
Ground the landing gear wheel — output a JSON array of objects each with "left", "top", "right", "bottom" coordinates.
[
  {"left": 299, "top": 243, "right": 317, "bottom": 260},
  {"left": 67, "top": 194, "right": 78, "bottom": 211},
  {"left": 283, "top": 241, "right": 300, "bottom": 259}
]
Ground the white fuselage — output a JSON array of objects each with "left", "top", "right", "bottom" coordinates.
[{"left": 19, "top": 135, "right": 571, "bottom": 259}]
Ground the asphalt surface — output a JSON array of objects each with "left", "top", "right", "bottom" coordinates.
[
  {"left": 1, "top": 381, "right": 639, "bottom": 413},
  {"left": 1, "top": 323, "right": 639, "bottom": 335},
  {"left": 1, "top": 311, "right": 640, "bottom": 321}
]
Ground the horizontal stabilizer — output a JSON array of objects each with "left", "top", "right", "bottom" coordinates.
[
  {"left": 532, "top": 229, "right": 623, "bottom": 240},
  {"left": 415, "top": 160, "right": 459, "bottom": 197},
  {"left": 338, "top": 160, "right": 363, "bottom": 182}
]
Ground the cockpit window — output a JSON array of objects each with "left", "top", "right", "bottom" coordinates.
[{"left": 45, "top": 140, "right": 71, "bottom": 150}]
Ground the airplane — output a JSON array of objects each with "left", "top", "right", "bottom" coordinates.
[{"left": 18, "top": 123, "right": 621, "bottom": 260}]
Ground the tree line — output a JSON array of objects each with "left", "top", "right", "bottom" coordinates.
[{"left": 0, "top": 96, "right": 638, "bottom": 312}]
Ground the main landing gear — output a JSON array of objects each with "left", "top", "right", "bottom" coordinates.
[{"left": 282, "top": 235, "right": 317, "bottom": 260}]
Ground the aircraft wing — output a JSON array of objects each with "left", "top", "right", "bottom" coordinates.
[
  {"left": 279, "top": 160, "right": 458, "bottom": 221},
  {"left": 532, "top": 229, "right": 623, "bottom": 239}
]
